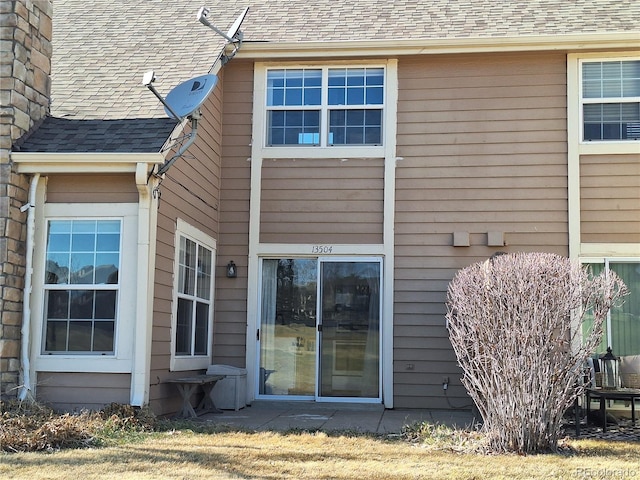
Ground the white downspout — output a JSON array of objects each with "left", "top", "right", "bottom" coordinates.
[
  {"left": 18, "top": 173, "right": 40, "bottom": 401},
  {"left": 130, "top": 162, "right": 158, "bottom": 406}
]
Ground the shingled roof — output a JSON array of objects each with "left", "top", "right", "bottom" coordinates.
[
  {"left": 230, "top": 0, "right": 640, "bottom": 42},
  {"left": 17, "top": 0, "right": 224, "bottom": 153},
  {"left": 16, "top": 0, "right": 640, "bottom": 153}
]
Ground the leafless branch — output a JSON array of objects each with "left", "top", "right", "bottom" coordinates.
[{"left": 446, "top": 252, "right": 627, "bottom": 453}]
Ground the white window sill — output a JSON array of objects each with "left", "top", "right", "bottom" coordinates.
[
  {"left": 259, "top": 145, "right": 385, "bottom": 159},
  {"left": 171, "top": 356, "right": 212, "bottom": 372},
  {"left": 34, "top": 355, "right": 132, "bottom": 373},
  {"left": 579, "top": 140, "right": 640, "bottom": 155}
]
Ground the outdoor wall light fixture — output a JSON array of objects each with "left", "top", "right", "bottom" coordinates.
[
  {"left": 599, "top": 346, "right": 620, "bottom": 390},
  {"left": 226, "top": 261, "right": 237, "bottom": 278}
]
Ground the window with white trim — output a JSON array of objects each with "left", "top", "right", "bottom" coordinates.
[
  {"left": 581, "top": 59, "right": 640, "bottom": 141},
  {"left": 172, "top": 220, "right": 216, "bottom": 370},
  {"left": 43, "top": 219, "right": 121, "bottom": 354},
  {"left": 266, "top": 67, "right": 385, "bottom": 147},
  {"left": 582, "top": 259, "right": 640, "bottom": 356}
]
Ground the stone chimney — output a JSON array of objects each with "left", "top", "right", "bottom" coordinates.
[{"left": 0, "top": 0, "right": 52, "bottom": 399}]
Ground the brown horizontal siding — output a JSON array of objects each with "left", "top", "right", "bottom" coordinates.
[
  {"left": 394, "top": 52, "right": 568, "bottom": 409},
  {"left": 260, "top": 158, "right": 384, "bottom": 244},
  {"left": 149, "top": 72, "right": 223, "bottom": 417},
  {"left": 37, "top": 372, "right": 130, "bottom": 412},
  {"left": 214, "top": 60, "right": 253, "bottom": 369},
  {"left": 400, "top": 106, "right": 566, "bottom": 124},
  {"left": 580, "top": 154, "right": 640, "bottom": 244},
  {"left": 400, "top": 141, "right": 565, "bottom": 157},
  {"left": 46, "top": 173, "right": 137, "bottom": 203}
]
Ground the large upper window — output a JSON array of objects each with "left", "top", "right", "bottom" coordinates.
[
  {"left": 44, "top": 219, "right": 121, "bottom": 354},
  {"left": 172, "top": 220, "right": 216, "bottom": 370},
  {"left": 266, "top": 67, "right": 384, "bottom": 147},
  {"left": 581, "top": 59, "right": 640, "bottom": 141}
]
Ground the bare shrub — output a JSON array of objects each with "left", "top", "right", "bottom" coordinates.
[
  {"left": 0, "top": 401, "right": 101, "bottom": 452},
  {"left": 100, "top": 402, "right": 157, "bottom": 432},
  {"left": 0, "top": 401, "right": 157, "bottom": 452},
  {"left": 445, "top": 252, "right": 627, "bottom": 454}
]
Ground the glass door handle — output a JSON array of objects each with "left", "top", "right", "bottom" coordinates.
[{"left": 317, "top": 324, "right": 323, "bottom": 332}]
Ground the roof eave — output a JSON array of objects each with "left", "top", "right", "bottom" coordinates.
[
  {"left": 238, "top": 32, "right": 640, "bottom": 59},
  {"left": 12, "top": 152, "right": 165, "bottom": 174}
]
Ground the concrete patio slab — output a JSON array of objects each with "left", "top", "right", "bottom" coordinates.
[
  {"left": 195, "top": 401, "right": 639, "bottom": 441},
  {"left": 199, "top": 401, "right": 477, "bottom": 435}
]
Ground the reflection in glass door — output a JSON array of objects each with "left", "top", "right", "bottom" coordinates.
[
  {"left": 258, "top": 258, "right": 381, "bottom": 400},
  {"left": 259, "top": 259, "right": 317, "bottom": 396},
  {"left": 319, "top": 260, "right": 380, "bottom": 399}
]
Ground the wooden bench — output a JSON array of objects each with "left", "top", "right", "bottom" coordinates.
[{"left": 166, "top": 374, "right": 225, "bottom": 419}]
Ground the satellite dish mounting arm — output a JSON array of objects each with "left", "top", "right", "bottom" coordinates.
[
  {"left": 142, "top": 7, "right": 249, "bottom": 177},
  {"left": 198, "top": 6, "right": 249, "bottom": 65},
  {"left": 197, "top": 7, "right": 236, "bottom": 43},
  {"left": 142, "top": 71, "right": 183, "bottom": 122},
  {"left": 156, "top": 112, "right": 199, "bottom": 176}
]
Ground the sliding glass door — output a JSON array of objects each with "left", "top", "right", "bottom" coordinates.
[
  {"left": 259, "top": 259, "right": 317, "bottom": 396},
  {"left": 258, "top": 258, "right": 381, "bottom": 401},
  {"left": 318, "top": 260, "right": 380, "bottom": 399}
]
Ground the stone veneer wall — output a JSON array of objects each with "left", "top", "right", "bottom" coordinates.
[{"left": 0, "top": 0, "right": 52, "bottom": 399}]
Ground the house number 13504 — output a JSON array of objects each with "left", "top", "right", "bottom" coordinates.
[{"left": 312, "top": 245, "right": 333, "bottom": 254}]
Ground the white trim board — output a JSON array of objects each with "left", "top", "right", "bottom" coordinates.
[
  {"left": 12, "top": 153, "right": 164, "bottom": 174},
  {"left": 238, "top": 33, "right": 640, "bottom": 60},
  {"left": 566, "top": 51, "right": 640, "bottom": 260},
  {"left": 245, "top": 59, "right": 398, "bottom": 407},
  {"left": 31, "top": 202, "right": 139, "bottom": 374}
]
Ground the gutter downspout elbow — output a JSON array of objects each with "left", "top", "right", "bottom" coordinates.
[{"left": 19, "top": 173, "right": 40, "bottom": 402}]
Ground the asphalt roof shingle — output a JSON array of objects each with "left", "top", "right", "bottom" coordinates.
[
  {"left": 16, "top": 0, "right": 640, "bottom": 153},
  {"left": 236, "top": 0, "right": 639, "bottom": 42},
  {"left": 16, "top": 117, "right": 177, "bottom": 153}
]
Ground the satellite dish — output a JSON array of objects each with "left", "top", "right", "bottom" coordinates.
[
  {"left": 197, "top": 6, "right": 249, "bottom": 43},
  {"left": 163, "top": 74, "right": 218, "bottom": 119},
  {"left": 142, "top": 7, "right": 249, "bottom": 176},
  {"left": 225, "top": 6, "right": 249, "bottom": 41}
]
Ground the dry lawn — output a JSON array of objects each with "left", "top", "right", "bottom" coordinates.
[{"left": 2, "top": 430, "right": 640, "bottom": 480}]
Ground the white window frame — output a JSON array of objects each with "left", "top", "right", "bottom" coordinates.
[
  {"left": 265, "top": 66, "right": 384, "bottom": 148},
  {"left": 254, "top": 61, "right": 396, "bottom": 159},
  {"left": 566, "top": 52, "right": 640, "bottom": 259},
  {"left": 32, "top": 203, "right": 138, "bottom": 373},
  {"left": 579, "top": 256, "right": 640, "bottom": 354},
  {"left": 42, "top": 218, "right": 122, "bottom": 355},
  {"left": 573, "top": 53, "right": 640, "bottom": 151},
  {"left": 170, "top": 219, "right": 217, "bottom": 371}
]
